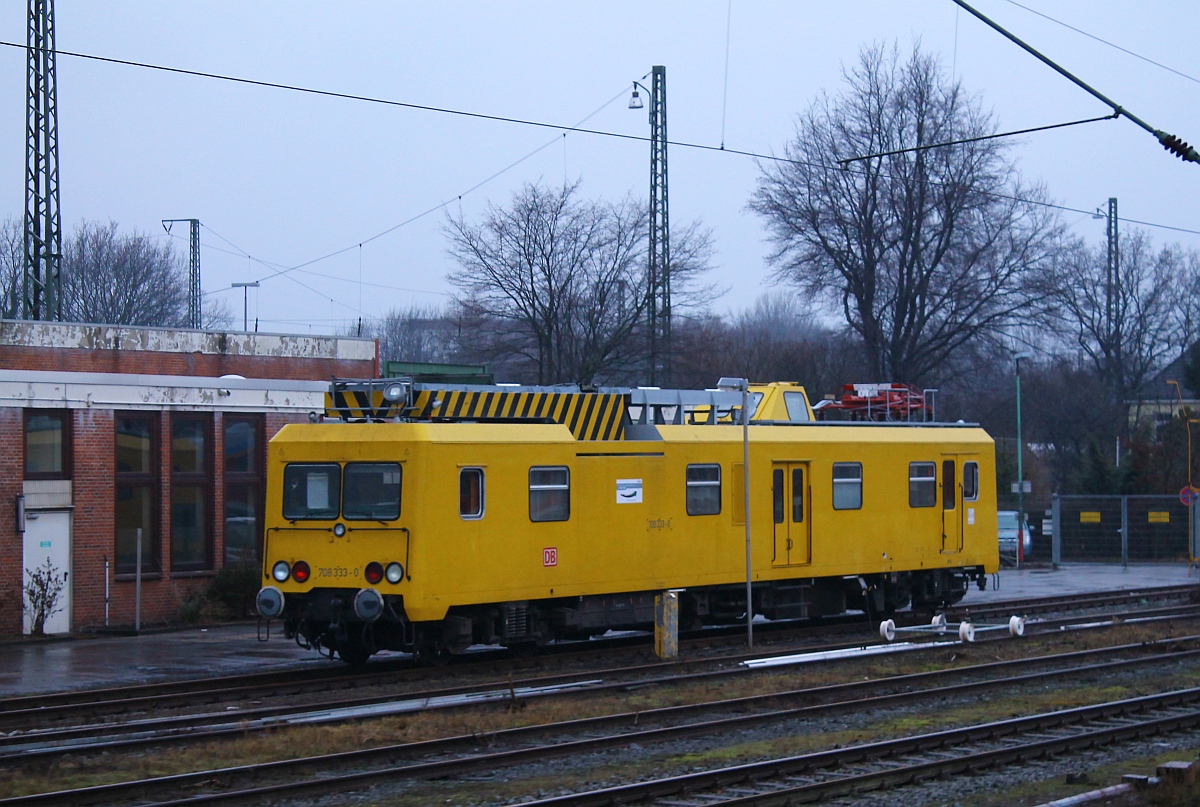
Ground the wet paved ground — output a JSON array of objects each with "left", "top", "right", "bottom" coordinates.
[{"left": 0, "top": 563, "right": 1196, "bottom": 698}]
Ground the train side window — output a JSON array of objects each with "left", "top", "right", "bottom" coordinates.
[
  {"left": 686, "top": 464, "right": 721, "bottom": 515},
  {"left": 283, "top": 463, "right": 342, "bottom": 520},
  {"left": 529, "top": 466, "right": 570, "bottom": 522},
  {"left": 942, "top": 460, "right": 956, "bottom": 510},
  {"left": 460, "top": 468, "right": 485, "bottom": 519},
  {"left": 792, "top": 467, "right": 804, "bottom": 522},
  {"left": 832, "top": 462, "right": 862, "bottom": 510},
  {"left": 343, "top": 462, "right": 402, "bottom": 520},
  {"left": 964, "top": 462, "right": 979, "bottom": 501},
  {"left": 773, "top": 468, "right": 785, "bottom": 523},
  {"left": 909, "top": 462, "right": 937, "bottom": 508}
]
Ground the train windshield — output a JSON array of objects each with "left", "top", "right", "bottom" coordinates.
[
  {"left": 283, "top": 463, "right": 341, "bottom": 520},
  {"left": 344, "top": 462, "right": 402, "bottom": 520}
]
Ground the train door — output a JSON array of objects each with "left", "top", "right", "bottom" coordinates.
[
  {"left": 771, "top": 462, "right": 811, "bottom": 566},
  {"left": 940, "top": 456, "right": 964, "bottom": 553}
]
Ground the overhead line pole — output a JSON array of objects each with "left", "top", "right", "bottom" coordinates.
[
  {"left": 163, "top": 219, "right": 202, "bottom": 328},
  {"left": 952, "top": 0, "right": 1200, "bottom": 164},
  {"left": 647, "top": 65, "right": 671, "bottom": 386},
  {"left": 23, "top": 0, "right": 62, "bottom": 321}
]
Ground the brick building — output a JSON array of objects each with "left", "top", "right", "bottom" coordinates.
[{"left": 0, "top": 320, "right": 377, "bottom": 634}]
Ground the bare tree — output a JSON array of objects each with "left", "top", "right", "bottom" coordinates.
[
  {"left": 1048, "top": 230, "right": 1182, "bottom": 402},
  {"left": 357, "top": 304, "right": 459, "bottom": 365},
  {"left": 751, "top": 42, "right": 1061, "bottom": 385},
  {"left": 673, "top": 292, "right": 866, "bottom": 399},
  {"left": 0, "top": 217, "right": 22, "bottom": 318},
  {"left": 446, "top": 181, "right": 712, "bottom": 385},
  {"left": 62, "top": 220, "right": 189, "bottom": 327}
]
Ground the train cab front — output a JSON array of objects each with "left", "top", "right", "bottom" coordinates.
[{"left": 257, "top": 451, "right": 410, "bottom": 665}]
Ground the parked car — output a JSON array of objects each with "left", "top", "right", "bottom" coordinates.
[{"left": 998, "top": 510, "right": 1032, "bottom": 564}]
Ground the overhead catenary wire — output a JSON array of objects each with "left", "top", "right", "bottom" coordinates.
[
  {"left": 951, "top": 0, "right": 1200, "bottom": 164},
  {"left": 999, "top": 0, "right": 1200, "bottom": 86},
  {"left": 7, "top": 39, "right": 1198, "bottom": 241},
  {"left": 838, "top": 113, "right": 1119, "bottom": 166}
]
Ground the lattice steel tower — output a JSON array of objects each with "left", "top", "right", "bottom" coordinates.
[
  {"left": 24, "top": 0, "right": 63, "bottom": 321},
  {"left": 164, "top": 219, "right": 202, "bottom": 328},
  {"left": 647, "top": 65, "right": 670, "bottom": 385}
]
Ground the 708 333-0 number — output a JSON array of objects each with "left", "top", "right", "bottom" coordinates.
[{"left": 318, "top": 566, "right": 359, "bottom": 578}]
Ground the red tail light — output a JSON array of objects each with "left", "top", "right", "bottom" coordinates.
[
  {"left": 364, "top": 561, "right": 384, "bottom": 584},
  {"left": 292, "top": 560, "right": 311, "bottom": 583}
]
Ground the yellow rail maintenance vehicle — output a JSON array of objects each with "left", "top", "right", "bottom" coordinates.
[{"left": 256, "top": 378, "right": 998, "bottom": 664}]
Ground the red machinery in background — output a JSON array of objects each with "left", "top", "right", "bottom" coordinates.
[{"left": 812, "top": 383, "right": 936, "bottom": 422}]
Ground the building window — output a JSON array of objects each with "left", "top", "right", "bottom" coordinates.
[
  {"left": 832, "top": 462, "right": 862, "bottom": 510},
  {"left": 909, "top": 462, "right": 937, "bottom": 508},
  {"left": 460, "top": 468, "right": 485, "bottom": 519},
  {"left": 686, "top": 464, "right": 721, "bottom": 515},
  {"left": 283, "top": 463, "right": 342, "bottom": 520},
  {"left": 964, "top": 461, "right": 980, "bottom": 502},
  {"left": 343, "top": 462, "right": 402, "bottom": 520},
  {"left": 25, "top": 409, "right": 70, "bottom": 479},
  {"left": 529, "top": 466, "right": 570, "bottom": 522},
  {"left": 223, "top": 415, "right": 263, "bottom": 568},
  {"left": 115, "top": 413, "right": 159, "bottom": 574},
  {"left": 171, "top": 414, "right": 212, "bottom": 572}
]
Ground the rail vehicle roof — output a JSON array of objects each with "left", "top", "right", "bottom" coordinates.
[{"left": 270, "top": 419, "right": 994, "bottom": 451}]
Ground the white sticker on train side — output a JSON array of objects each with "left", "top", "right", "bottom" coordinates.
[
  {"left": 616, "top": 478, "right": 643, "bottom": 503},
  {"left": 968, "top": 508, "right": 975, "bottom": 525}
]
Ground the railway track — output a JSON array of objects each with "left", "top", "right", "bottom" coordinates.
[
  {"left": 515, "top": 687, "right": 1200, "bottom": 807},
  {"left": 2, "top": 582, "right": 1193, "bottom": 727},
  {"left": 2, "top": 599, "right": 1198, "bottom": 762},
  {"left": 3, "top": 634, "right": 1199, "bottom": 806}
]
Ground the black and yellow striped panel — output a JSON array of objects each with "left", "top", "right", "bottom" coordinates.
[
  {"left": 409, "top": 389, "right": 626, "bottom": 441},
  {"left": 325, "top": 388, "right": 397, "bottom": 421}
]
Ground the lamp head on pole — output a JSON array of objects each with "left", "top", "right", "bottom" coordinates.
[{"left": 628, "top": 84, "right": 644, "bottom": 110}]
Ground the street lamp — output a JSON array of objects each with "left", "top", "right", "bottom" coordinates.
[
  {"left": 1014, "top": 351, "right": 1033, "bottom": 569},
  {"left": 1167, "top": 380, "right": 1199, "bottom": 571},
  {"left": 231, "top": 281, "right": 259, "bottom": 332},
  {"left": 719, "top": 376, "right": 754, "bottom": 647},
  {"left": 628, "top": 66, "right": 670, "bottom": 386}
]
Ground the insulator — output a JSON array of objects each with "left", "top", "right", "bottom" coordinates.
[{"left": 1158, "top": 133, "right": 1197, "bottom": 161}]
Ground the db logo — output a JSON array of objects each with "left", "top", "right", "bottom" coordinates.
[{"left": 543, "top": 547, "right": 558, "bottom": 567}]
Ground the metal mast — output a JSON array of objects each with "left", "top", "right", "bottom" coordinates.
[
  {"left": 23, "top": 0, "right": 62, "bottom": 321},
  {"left": 647, "top": 65, "right": 670, "bottom": 385},
  {"left": 1104, "top": 198, "right": 1120, "bottom": 397},
  {"left": 163, "top": 219, "right": 201, "bottom": 328}
]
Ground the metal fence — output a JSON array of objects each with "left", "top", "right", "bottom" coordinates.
[{"left": 1051, "top": 494, "right": 1198, "bottom": 565}]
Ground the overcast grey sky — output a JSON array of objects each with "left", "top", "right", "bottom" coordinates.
[{"left": 1, "top": 1, "right": 1196, "bottom": 333}]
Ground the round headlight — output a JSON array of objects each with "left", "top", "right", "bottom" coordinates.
[
  {"left": 272, "top": 560, "right": 291, "bottom": 582},
  {"left": 364, "top": 561, "right": 384, "bottom": 585},
  {"left": 354, "top": 588, "right": 384, "bottom": 621},
  {"left": 385, "top": 562, "right": 404, "bottom": 584},
  {"left": 384, "top": 382, "right": 405, "bottom": 401},
  {"left": 334, "top": 522, "right": 346, "bottom": 537},
  {"left": 292, "top": 560, "right": 311, "bottom": 583},
  {"left": 256, "top": 586, "right": 285, "bottom": 618}
]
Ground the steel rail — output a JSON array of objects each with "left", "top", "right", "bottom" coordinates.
[
  {"left": 1, "top": 582, "right": 1191, "bottom": 721},
  {"left": 4, "top": 637, "right": 1200, "bottom": 805},
  {"left": 3, "top": 603, "right": 1199, "bottom": 759}
]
